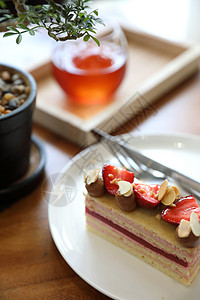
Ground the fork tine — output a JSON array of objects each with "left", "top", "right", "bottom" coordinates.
[
  {"left": 104, "top": 141, "right": 166, "bottom": 184},
  {"left": 115, "top": 146, "right": 144, "bottom": 175},
  {"left": 105, "top": 142, "right": 141, "bottom": 176}
]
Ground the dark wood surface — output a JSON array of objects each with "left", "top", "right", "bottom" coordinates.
[{"left": 1, "top": 69, "right": 200, "bottom": 299}]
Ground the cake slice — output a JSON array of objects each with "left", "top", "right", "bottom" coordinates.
[{"left": 84, "top": 164, "right": 200, "bottom": 286}]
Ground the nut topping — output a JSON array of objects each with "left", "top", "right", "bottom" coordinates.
[
  {"left": 190, "top": 212, "right": 200, "bottom": 237},
  {"left": 171, "top": 185, "right": 180, "bottom": 197},
  {"left": 115, "top": 181, "right": 136, "bottom": 212},
  {"left": 84, "top": 169, "right": 105, "bottom": 197},
  {"left": 158, "top": 179, "right": 168, "bottom": 201},
  {"left": 178, "top": 219, "right": 191, "bottom": 238},
  {"left": 161, "top": 187, "right": 176, "bottom": 206},
  {"left": 84, "top": 168, "right": 100, "bottom": 185},
  {"left": 157, "top": 179, "right": 180, "bottom": 207},
  {"left": 118, "top": 181, "right": 133, "bottom": 197},
  {"left": 175, "top": 212, "right": 200, "bottom": 248}
]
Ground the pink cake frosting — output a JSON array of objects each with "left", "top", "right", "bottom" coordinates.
[
  {"left": 86, "top": 213, "right": 200, "bottom": 280},
  {"left": 86, "top": 198, "right": 200, "bottom": 261},
  {"left": 86, "top": 205, "right": 200, "bottom": 268}
]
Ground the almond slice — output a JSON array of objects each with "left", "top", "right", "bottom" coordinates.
[
  {"left": 178, "top": 219, "right": 191, "bottom": 238},
  {"left": 161, "top": 186, "right": 176, "bottom": 206},
  {"left": 171, "top": 185, "right": 180, "bottom": 196},
  {"left": 86, "top": 169, "right": 100, "bottom": 185},
  {"left": 158, "top": 179, "right": 168, "bottom": 201},
  {"left": 190, "top": 212, "right": 200, "bottom": 237},
  {"left": 118, "top": 181, "right": 133, "bottom": 197}
]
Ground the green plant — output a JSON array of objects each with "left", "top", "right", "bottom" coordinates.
[{"left": 0, "top": 0, "right": 103, "bottom": 45}]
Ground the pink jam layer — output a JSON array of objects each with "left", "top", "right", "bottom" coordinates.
[
  {"left": 86, "top": 198, "right": 199, "bottom": 260},
  {"left": 86, "top": 207, "right": 188, "bottom": 267},
  {"left": 87, "top": 216, "right": 200, "bottom": 279}
]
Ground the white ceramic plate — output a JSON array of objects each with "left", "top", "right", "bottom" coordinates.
[{"left": 48, "top": 132, "right": 200, "bottom": 300}]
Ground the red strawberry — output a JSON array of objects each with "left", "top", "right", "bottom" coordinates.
[
  {"left": 161, "top": 195, "right": 200, "bottom": 225},
  {"left": 102, "top": 164, "right": 134, "bottom": 195},
  {"left": 134, "top": 183, "right": 160, "bottom": 209}
]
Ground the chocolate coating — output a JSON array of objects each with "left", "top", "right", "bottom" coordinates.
[
  {"left": 86, "top": 176, "right": 105, "bottom": 197},
  {"left": 115, "top": 192, "right": 136, "bottom": 212},
  {"left": 175, "top": 226, "right": 200, "bottom": 248}
]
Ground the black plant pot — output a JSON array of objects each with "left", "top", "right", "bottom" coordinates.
[{"left": 0, "top": 64, "right": 36, "bottom": 189}]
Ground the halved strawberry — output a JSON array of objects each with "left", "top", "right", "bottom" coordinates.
[
  {"left": 134, "top": 183, "right": 160, "bottom": 209},
  {"left": 102, "top": 164, "right": 134, "bottom": 195},
  {"left": 161, "top": 195, "right": 200, "bottom": 225}
]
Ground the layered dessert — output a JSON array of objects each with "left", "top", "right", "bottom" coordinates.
[{"left": 84, "top": 164, "right": 200, "bottom": 286}]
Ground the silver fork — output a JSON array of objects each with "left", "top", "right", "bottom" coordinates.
[
  {"left": 92, "top": 128, "right": 200, "bottom": 199},
  {"left": 107, "top": 141, "right": 167, "bottom": 184},
  {"left": 105, "top": 141, "right": 200, "bottom": 199}
]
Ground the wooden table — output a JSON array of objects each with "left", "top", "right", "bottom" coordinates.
[
  {"left": 1, "top": 0, "right": 200, "bottom": 296},
  {"left": 0, "top": 69, "right": 200, "bottom": 299}
]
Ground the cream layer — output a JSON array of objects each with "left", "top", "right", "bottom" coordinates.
[
  {"left": 86, "top": 217, "right": 200, "bottom": 286},
  {"left": 86, "top": 197, "right": 200, "bottom": 265},
  {"left": 86, "top": 213, "right": 200, "bottom": 280},
  {"left": 85, "top": 203, "right": 200, "bottom": 271}
]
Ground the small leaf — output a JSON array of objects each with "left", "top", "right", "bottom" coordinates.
[
  {"left": 94, "top": 17, "right": 104, "bottom": 25},
  {"left": 85, "top": 28, "right": 96, "bottom": 34},
  {"left": 17, "top": 24, "right": 29, "bottom": 30},
  {"left": 34, "top": 5, "right": 43, "bottom": 9},
  {"left": 4, "top": 14, "right": 13, "bottom": 18},
  {"left": 0, "top": 0, "right": 6, "bottom": 9},
  {"left": 7, "top": 26, "right": 20, "bottom": 33},
  {"left": 31, "top": 18, "right": 40, "bottom": 25},
  {"left": 0, "top": 17, "right": 8, "bottom": 23},
  {"left": 29, "top": 29, "right": 35, "bottom": 36},
  {"left": 3, "top": 32, "right": 18, "bottom": 38},
  {"left": 90, "top": 35, "right": 100, "bottom": 46},
  {"left": 27, "top": 16, "right": 36, "bottom": 24},
  {"left": 93, "top": 10, "right": 98, "bottom": 16},
  {"left": 16, "top": 34, "right": 22, "bottom": 44},
  {"left": 83, "top": 34, "right": 90, "bottom": 42}
]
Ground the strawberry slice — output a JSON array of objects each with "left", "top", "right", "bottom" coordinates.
[
  {"left": 161, "top": 195, "right": 200, "bottom": 225},
  {"left": 102, "top": 164, "right": 134, "bottom": 195},
  {"left": 134, "top": 183, "right": 160, "bottom": 209}
]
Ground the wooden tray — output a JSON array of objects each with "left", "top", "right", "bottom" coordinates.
[{"left": 31, "top": 26, "right": 200, "bottom": 146}]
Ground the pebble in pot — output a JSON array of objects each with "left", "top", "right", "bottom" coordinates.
[{"left": 0, "top": 64, "right": 36, "bottom": 188}]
